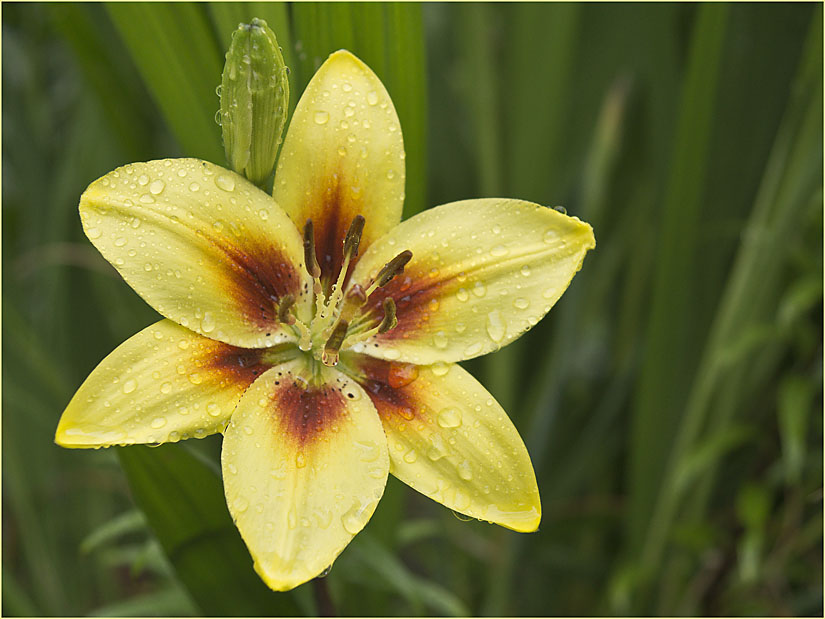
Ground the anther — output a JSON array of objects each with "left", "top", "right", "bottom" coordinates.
[
  {"left": 378, "top": 298, "right": 397, "bottom": 334},
  {"left": 322, "top": 319, "right": 349, "bottom": 366},
  {"left": 343, "top": 215, "right": 365, "bottom": 260},
  {"left": 277, "top": 294, "right": 296, "bottom": 325},
  {"left": 364, "top": 250, "right": 413, "bottom": 300},
  {"left": 303, "top": 219, "right": 321, "bottom": 279}
]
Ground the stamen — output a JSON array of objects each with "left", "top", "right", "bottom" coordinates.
[
  {"left": 321, "top": 215, "right": 365, "bottom": 322},
  {"left": 364, "top": 250, "right": 413, "bottom": 298},
  {"left": 321, "top": 319, "right": 349, "bottom": 366},
  {"left": 277, "top": 294, "right": 296, "bottom": 325},
  {"left": 340, "top": 296, "right": 399, "bottom": 349},
  {"left": 302, "top": 219, "right": 321, "bottom": 279},
  {"left": 377, "top": 298, "right": 397, "bottom": 333},
  {"left": 343, "top": 215, "right": 365, "bottom": 260}
]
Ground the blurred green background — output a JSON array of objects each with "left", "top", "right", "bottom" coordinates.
[{"left": 3, "top": 2, "right": 822, "bottom": 616}]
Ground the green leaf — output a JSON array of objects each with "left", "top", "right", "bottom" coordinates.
[
  {"left": 105, "top": 3, "right": 224, "bottom": 162},
  {"left": 118, "top": 443, "right": 305, "bottom": 616}
]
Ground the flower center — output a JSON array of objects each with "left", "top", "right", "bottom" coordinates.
[{"left": 280, "top": 215, "right": 411, "bottom": 367}]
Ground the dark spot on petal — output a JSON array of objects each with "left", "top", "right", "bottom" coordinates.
[{"left": 348, "top": 356, "right": 418, "bottom": 422}]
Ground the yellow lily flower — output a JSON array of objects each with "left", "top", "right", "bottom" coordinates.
[{"left": 55, "top": 50, "right": 595, "bottom": 591}]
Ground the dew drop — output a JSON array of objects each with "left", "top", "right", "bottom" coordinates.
[
  {"left": 486, "top": 310, "right": 505, "bottom": 342},
  {"left": 490, "top": 245, "right": 509, "bottom": 257},
  {"left": 314, "top": 110, "right": 330, "bottom": 124},
  {"left": 138, "top": 174, "right": 149, "bottom": 186},
  {"left": 367, "top": 90, "right": 379, "bottom": 105},
  {"left": 354, "top": 440, "right": 380, "bottom": 463},
  {"left": 188, "top": 372, "right": 203, "bottom": 385},
  {"left": 388, "top": 363, "right": 419, "bottom": 388},
  {"left": 296, "top": 452, "right": 307, "bottom": 468},
  {"left": 233, "top": 497, "right": 249, "bottom": 513},
  {"left": 431, "top": 362, "right": 450, "bottom": 377},
  {"left": 403, "top": 449, "right": 418, "bottom": 463},
  {"left": 206, "top": 403, "right": 221, "bottom": 417},
  {"left": 215, "top": 175, "right": 235, "bottom": 191},
  {"left": 492, "top": 224, "right": 502, "bottom": 235},
  {"left": 257, "top": 209, "right": 269, "bottom": 220},
  {"left": 437, "top": 407, "right": 462, "bottom": 428},
  {"left": 433, "top": 331, "right": 449, "bottom": 349},
  {"left": 543, "top": 229, "right": 560, "bottom": 244},
  {"left": 472, "top": 282, "right": 487, "bottom": 297},
  {"left": 160, "top": 382, "right": 172, "bottom": 394},
  {"left": 87, "top": 227, "right": 102, "bottom": 239},
  {"left": 458, "top": 460, "right": 473, "bottom": 481},
  {"left": 520, "top": 265, "right": 532, "bottom": 277},
  {"left": 150, "top": 416, "right": 167, "bottom": 429},
  {"left": 113, "top": 237, "right": 128, "bottom": 247},
  {"left": 189, "top": 182, "right": 200, "bottom": 192},
  {"left": 341, "top": 500, "right": 371, "bottom": 534},
  {"left": 514, "top": 297, "right": 530, "bottom": 310},
  {"left": 456, "top": 288, "right": 470, "bottom": 302},
  {"left": 342, "top": 82, "right": 353, "bottom": 92},
  {"left": 201, "top": 312, "right": 216, "bottom": 333},
  {"left": 464, "top": 342, "right": 482, "bottom": 356},
  {"left": 149, "top": 179, "right": 165, "bottom": 195},
  {"left": 122, "top": 378, "right": 137, "bottom": 394}
]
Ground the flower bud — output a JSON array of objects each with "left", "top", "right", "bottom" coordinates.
[{"left": 219, "top": 18, "right": 289, "bottom": 186}]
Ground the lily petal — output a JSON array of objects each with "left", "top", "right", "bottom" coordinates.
[
  {"left": 348, "top": 199, "right": 595, "bottom": 364},
  {"left": 273, "top": 50, "right": 405, "bottom": 284},
  {"left": 343, "top": 354, "right": 540, "bottom": 532},
  {"left": 56, "top": 320, "right": 279, "bottom": 447},
  {"left": 222, "top": 358, "right": 389, "bottom": 591},
  {"left": 80, "top": 159, "right": 312, "bottom": 348}
]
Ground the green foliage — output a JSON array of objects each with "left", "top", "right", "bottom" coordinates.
[{"left": 3, "top": 3, "right": 821, "bottom": 616}]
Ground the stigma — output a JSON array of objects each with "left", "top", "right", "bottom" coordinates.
[{"left": 281, "top": 215, "right": 411, "bottom": 367}]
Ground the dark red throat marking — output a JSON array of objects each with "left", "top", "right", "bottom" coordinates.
[
  {"left": 363, "top": 268, "right": 446, "bottom": 341},
  {"left": 213, "top": 236, "right": 301, "bottom": 330},
  {"left": 312, "top": 175, "right": 359, "bottom": 290},
  {"left": 350, "top": 356, "right": 418, "bottom": 422},
  {"left": 272, "top": 377, "right": 347, "bottom": 447},
  {"left": 205, "top": 344, "right": 272, "bottom": 385}
]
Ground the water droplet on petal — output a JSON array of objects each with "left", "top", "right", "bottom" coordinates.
[
  {"left": 149, "top": 179, "right": 165, "bottom": 195},
  {"left": 486, "top": 310, "right": 505, "bottom": 342},
  {"left": 431, "top": 362, "right": 450, "bottom": 377},
  {"left": 160, "top": 382, "right": 172, "bottom": 394},
  {"left": 151, "top": 416, "right": 167, "bottom": 429},
  {"left": 464, "top": 342, "right": 482, "bottom": 356},
  {"left": 296, "top": 452, "right": 306, "bottom": 468},
  {"left": 354, "top": 441, "right": 380, "bottom": 462},
  {"left": 388, "top": 363, "right": 419, "bottom": 388},
  {"left": 543, "top": 229, "right": 560, "bottom": 244},
  {"left": 367, "top": 90, "right": 379, "bottom": 105},
  {"left": 472, "top": 282, "right": 487, "bottom": 297},
  {"left": 514, "top": 297, "right": 530, "bottom": 310},
  {"left": 458, "top": 460, "right": 473, "bottom": 481},
  {"left": 437, "top": 407, "right": 462, "bottom": 428},
  {"left": 201, "top": 312, "right": 216, "bottom": 333},
  {"left": 520, "top": 265, "right": 532, "bottom": 277},
  {"left": 456, "top": 288, "right": 469, "bottom": 302},
  {"left": 215, "top": 175, "right": 235, "bottom": 191},
  {"left": 233, "top": 497, "right": 249, "bottom": 513},
  {"left": 490, "top": 245, "right": 509, "bottom": 257},
  {"left": 207, "top": 403, "right": 221, "bottom": 417},
  {"left": 189, "top": 182, "right": 200, "bottom": 192},
  {"left": 433, "top": 331, "right": 448, "bottom": 349},
  {"left": 122, "top": 379, "right": 137, "bottom": 394},
  {"left": 87, "top": 227, "right": 101, "bottom": 239},
  {"left": 314, "top": 110, "right": 330, "bottom": 124}
]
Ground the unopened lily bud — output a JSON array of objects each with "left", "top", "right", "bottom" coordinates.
[{"left": 220, "top": 18, "right": 288, "bottom": 186}]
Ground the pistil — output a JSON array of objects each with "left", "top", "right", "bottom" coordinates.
[{"left": 295, "top": 214, "right": 412, "bottom": 366}]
